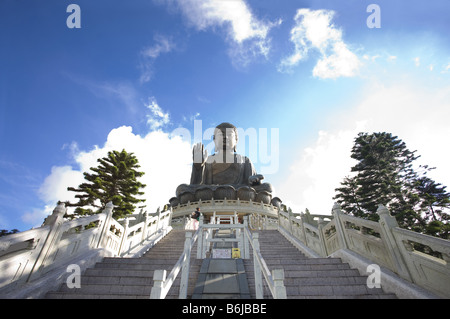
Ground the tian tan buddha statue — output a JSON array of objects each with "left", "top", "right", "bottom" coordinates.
[{"left": 169, "top": 122, "right": 281, "bottom": 207}]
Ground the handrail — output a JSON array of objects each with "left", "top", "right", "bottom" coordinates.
[
  {"left": 150, "top": 229, "right": 199, "bottom": 299},
  {"left": 244, "top": 227, "right": 286, "bottom": 299}
]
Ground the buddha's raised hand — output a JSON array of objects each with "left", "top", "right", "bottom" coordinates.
[{"left": 193, "top": 142, "right": 208, "bottom": 167}]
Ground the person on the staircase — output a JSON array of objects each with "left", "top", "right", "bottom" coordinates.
[{"left": 191, "top": 207, "right": 201, "bottom": 230}]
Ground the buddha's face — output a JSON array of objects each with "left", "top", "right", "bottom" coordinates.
[{"left": 214, "top": 128, "right": 237, "bottom": 153}]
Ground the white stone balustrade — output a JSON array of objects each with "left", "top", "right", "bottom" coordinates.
[
  {"left": 278, "top": 203, "right": 450, "bottom": 298},
  {"left": 1, "top": 196, "right": 449, "bottom": 299},
  {"left": 171, "top": 198, "right": 279, "bottom": 219},
  {"left": 0, "top": 202, "right": 173, "bottom": 298}
]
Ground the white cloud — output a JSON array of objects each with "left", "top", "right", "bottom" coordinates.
[
  {"left": 140, "top": 34, "right": 175, "bottom": 83},
  {"left": 278, "top": 81, "right": 450, "bottom": 216},
  {"left": 312, "top": 42, "right": 362, "bottom": 79},
  {"left": 175, "top": 0, "right": 269, "bottom": 42},
  {"left": 28, "top": 126, "right": 193, "bottom": 225},
  {"left": 38, "top": 166, "right": 86, "bottom": 204},
  {"left": 279, "top": 8, "right": 361, "bottom": 79},
  {"left": 142, "top": 34, "right": 175, "bottom": 59},
  {"left": 170, "top": 0, "right": 279, "bottom": 66},
  {"left": 145, "top": 97, "right": 170, "bottom": 130}
]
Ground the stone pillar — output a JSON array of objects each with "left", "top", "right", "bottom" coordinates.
[
  {"left": 377, "top": 204, "right": 412, "bottom": 281},
  {"left": 150, "top": 269, "right": 167, "bottom": 299},
  {"left": 317, "top": 217, "right": 328, "bottom": 257},
  {"left": 141, "top": 211, "right": 149, "bottom": 243},
  {"left": 332, "top": 203, "right": 349, "bottom": 250},
  {"left": 298, "top": 212, "right": 307, "bottom": 244},
  {"left": 28, "top": 202, "right": 67, "bottom": 282},
  {"left": 252, "top": 232, "right": 263, "bottom": 299},
  {"left": 197, "top": 215, "right": 204, "bottom": 259},
  {"left": 243, "top": 216, "right": 250, "bottom": 259},
  {"left": 288, "top": 209, "right": 294, "bottom": 235},
  {"left": 179, "top": 231, "right": 192, "bottom": 299},
  {"left": 97, "top": 202, "right": 114, "bottom": 249},
  {"left": 272, "top": 269, "right": 287, "bottom": 299},
  {"left": 118, "top": 217, "right": 129, "bottom": 256}
]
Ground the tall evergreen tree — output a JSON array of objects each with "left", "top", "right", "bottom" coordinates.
[
  {"left": 415, "top": 176, "right": 450, "bottom": 238},
  {"left": 334, "top": 132, "right": 449, "bottom": 238},
  {"left": 66, "top": 149, "right": 146, "bottom": 219}
]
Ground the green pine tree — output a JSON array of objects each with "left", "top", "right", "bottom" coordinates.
[
  {"left": 66, "top": 149, "right": 146, "bottom": 219},
  {"left": 415, "top": 175, "right": 450, "bottom": 238},
  {"left": 334, "top": 132, "right": 449, "bottom": 238}
]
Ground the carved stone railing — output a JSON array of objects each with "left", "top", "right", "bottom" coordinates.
[
  {"left": 171, "top": 198, "right": 279, "bottom": 219},
  {"left": 150, "top": 230, "right": 199, "bottom": 299},
  {"left": 278, "top": 203, "right": 450, "bottom": 298},
  {"left": 0, "top": 202, "right": 172, "bottom": 298},
  {"left": 244, "top": 227, "right": 286, "bottom": 299},
  {"left": 150, "top": 215, "right": 286, "bottom": 299}
]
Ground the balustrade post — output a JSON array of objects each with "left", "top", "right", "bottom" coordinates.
[
  {"left": 179, "top": 232, "right": 192, "bottom": 299},
  {"left": 150, "top": 269, "right": 167, "bottom": 299},
  {"left": 141, "top": 211, "right": 149, "bottom": 243},
  {"left": 277, "top": 208, "right": 281, "bottom": 229},
  {"left": 317, "top": 217, "right": 328, "bottom": 257},
  {"left": 272, "top": 269, "right": 287, "bottom": 299},
  {"left": 332, "top": 203, "right": 349, "bottom": 250},
  {"left": 298, "top": 213, "right": 307, "bottom": 244},
  {"left": 200, "top": 215, "right": 209, "bottom": 258},
  {"left": 243, "top": 216, "right": 250, "bottom": 259},
  {"left": 97, "top": 202, "right": 114, "bottom": 249},
  {"left": 197, "top": 215, "right": 204, "bottom": 259},
  {"left": 118, "top": 217, "right": 129, "bottom": 256},
  {"left": 155, "top": 207, "right": 162, "bottom": 231},
  {"left": 376, "top": 205, "right": 412, "bottom": 281},
  {"left": 253, "top": 232, "right": 263, "bottom": 299},
  {"left": 288, "top": 208, "right": 294, "bottom": 235},
  {"left": 27, "top": 202, "right": 66, "bottom": 282}
]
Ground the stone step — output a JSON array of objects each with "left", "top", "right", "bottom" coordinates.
[
  {"left": 46, "top": 229, "right": 196, "bottom": 299},
  {"left": 243, "top": 230, "right": 397, "bottom": 299},
  {"left": 46, "top": 228, "right": 398, "bottom": 299},
  {"left": 94, "top": 260, "right": 178, "bottom": 269},
  {"left": 45, "top": 292, "right": 149, "bottom": 299}
]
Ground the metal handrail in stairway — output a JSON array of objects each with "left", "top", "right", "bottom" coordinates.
[
  {"left": 150, "top": 229, "right": 199, "bottom": 299},
  {"left": 244, "top": 227, "right": 287, "bottom": 299}
]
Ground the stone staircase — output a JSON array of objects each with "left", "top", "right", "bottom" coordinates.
[
  {"left": 46, "top": 228, "right": 397, "bottom": 299},
  {"left": 46, "top": 230, "right": 201, "bottom": 299},
  {"left": 244, "top": 230, "right": 397, "bottom": 299}
]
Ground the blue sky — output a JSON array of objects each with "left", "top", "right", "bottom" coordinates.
[{"left": 1, "top": 0, "right": 449, "bottom": 231}]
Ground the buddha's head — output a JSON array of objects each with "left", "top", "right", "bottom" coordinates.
[{"left": 213, "top": 122, "right": 238, "bottom": 153}]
